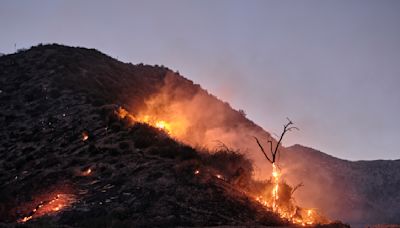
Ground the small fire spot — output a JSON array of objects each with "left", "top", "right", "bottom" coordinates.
[
  {"left": 17, "top": 192, "right": 76, "bottom": 223},
  {"left": 82, "top": 167, "right": 92, "bottom": 176},
  {"left": 82, "top": 131, "right": 89, "bottom": 141}
]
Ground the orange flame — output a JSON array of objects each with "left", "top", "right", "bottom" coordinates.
[
  {"left": 17, "top": 193, "right": 76, "bottom": 223},
  {"left": 115, "top": 107, "right": 186, "bottom": 138},
  {"left": 271, "top": 163, "right": 279, "bottom": 211},
  {"left": 254, "top": 163, "right": 325, "bottom": 225},
  {"left": 155, "top": 120, "right": 172, "bottom": 132}
]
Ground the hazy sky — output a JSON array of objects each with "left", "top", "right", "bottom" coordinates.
[{"left": 1, "top": 0, "right": 399, "bottom": 160}]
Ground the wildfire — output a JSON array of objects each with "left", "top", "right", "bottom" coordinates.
[
  {"left": 254, "top": 163, "right": 325, "bottom": 225},
  {"left": 114, "top": 106, "right": 328, "bottom": 225},
  {"left": 271, "top": 163, "right": 279, "bottom": 211},
  {"left": 17, "top": 193, "right": 76, "bottom": 223},
  {"left": 115, "top": 107, "right": 185, "bottom": 137},
  {"left": 154, "top": 120, "right": 172, "bottom": 132}
]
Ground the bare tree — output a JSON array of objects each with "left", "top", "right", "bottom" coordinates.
[{"left": 254, "top": 118, "right": 299, "bottom": 164}]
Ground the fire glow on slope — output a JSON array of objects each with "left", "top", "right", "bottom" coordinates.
[
  {"left": 115, "top": 106, "right": 328, "bottom": 225},
  {"left": 254, "top": 163, "right": 325, "bottom": 225},
  {"left": 113, "top": 73, "right": 329, "bottom": 225},
  {"left": 116, "top": 107, "right": 186, "bottom": 138},
  {"left": 17, "top": 191, "right": 76, "bottom": 223}
]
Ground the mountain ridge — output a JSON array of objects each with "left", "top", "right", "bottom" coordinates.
[
  {"left": 289, "top": 144, "right": 400, "bottom": 162},
  {"left": 283, "top": 144, "right": 400, "bottom": 225}
]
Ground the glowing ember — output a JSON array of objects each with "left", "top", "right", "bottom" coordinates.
[
  {"left": 194, "top": 170, "right": 200, "bottom": 175},
  {"left": 17, "top": 193, "right": 76, "bottom": 223},
  {"left": 216, "top": 174, "right": 223, "bottom": 179},
  {"left": 82, "top": 131, "right": 89, "bottom": 141},
  {"left": 82, "top": 168, "right": 92, "bottom": 176},
  {"left": 20, "top": 216, "right": 32, "bottom": 223}
]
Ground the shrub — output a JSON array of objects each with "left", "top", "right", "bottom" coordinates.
[
  {"left": 130, "top": 123, "right": 159, "bottom": 149},
  {"left": 107, "top": 148, "right": 121, "bottom": 157},
  {"left": 110, "top": 122, "right": 122, "bottom": 132},
  {"left": 15, "top": 157, "right": 26, "bottom": 170},
  {"left": 49, "top": 89, "right": 61, "bottom": 99},
  {"left": 148, "top": 146, "right": 178, "bottom": 159},
  {"left": 118, "top": 141, "right": 130, "bottom": 150},
  {"left": 173, "top": 159, "right": 202, "bottom": 182},
  {"left": 88, "top": 144, "right": 98, "bottom": 156},
  {"left": 202, "top": 148, "right": 253, "bottom": 187},
  {"left": 178, "top": 145, "right": 199, "bottom": 160}
]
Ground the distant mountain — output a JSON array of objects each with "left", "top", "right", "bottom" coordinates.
[
  {"left": 0, "top": 44, "right": 397, "bottom": 226},
  {"left": 282, "top": 145, "right": 400, "bottom": 225}
]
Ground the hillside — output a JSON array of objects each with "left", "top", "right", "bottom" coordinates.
[
  {"left": 0, "top": 44, "right": 287, "bottom": 227},
  {"left": 283, "top": 145, "right": 400, "bottom": 225},
  {"left": 0, "top": 44, "right": 294, "bottom": 227},
  {"left": 0, "top": 44, "right": 397, "bottom": 226}
]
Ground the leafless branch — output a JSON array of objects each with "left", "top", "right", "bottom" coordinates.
[
  {"left": 267, "top": 139, "right": 273, "bottom": 155},
  {"left": 214, "top": 140, "right": 230, "bottom": 152},
  {"left": 254, "top": 136, "right": 273, "bottom": 163},
  {"left": 291, "top": 182, "right": 304, "bottom": 195}
]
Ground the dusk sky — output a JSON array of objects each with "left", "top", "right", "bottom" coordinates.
[{"left": 1, "top": 0, "right": 399, "bottom": 160}]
